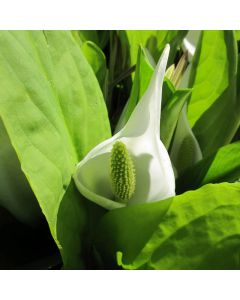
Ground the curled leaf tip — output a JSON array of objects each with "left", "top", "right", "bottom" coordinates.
[{"left": 110, "top": 141, "right": 136, "bottom": 204}]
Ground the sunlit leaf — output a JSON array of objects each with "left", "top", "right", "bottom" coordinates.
[
  {"left": 95, "top": 182, "right": 240, "bottom": 270},
  {"left": 188, "top": 31, "right": 239, "bottom": 155},
  {"left": 0, "top": 31, "right": 111, "bottom": 268},
  {"left": 81, "top": 41, "right": 107, "bottom": 94}
]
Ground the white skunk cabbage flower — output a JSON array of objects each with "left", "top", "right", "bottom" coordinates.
[{"left": 74, "top": 45, "right": 175, "bottom": 210}]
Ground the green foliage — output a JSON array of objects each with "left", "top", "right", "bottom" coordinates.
[
  {"left": 72, "top": 30, "right": 110, "bottom": 50},
  {"left": 0, "top": 31, "right": 111, "bottom": 268},
  {"left": 81, "top": 41, "right": 107, "bottom": 95},
  {"left": 95, "top": 182, "right": 240, "bottom": 269},
  {"left": 125, "top": 30, "right": 187, "bottom": 65},
  {"left": 235, "top": 30, "right": 240, "bottom": 41},
  {"left": 170, "top": 103, "right": 203, "bottom": 176},
  {"left": 161, "top": 87, "right": 192, "bottom": 150},
  {"left": 188, "top": 30, "right": 240, "bottom": 155},
  {"left": 1, "top": 30, "right": 240, "bottom": 270},
  {"left": 177, "top": 141, "right": 240, "bottom": 193}
]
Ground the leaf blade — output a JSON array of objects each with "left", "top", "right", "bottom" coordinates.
[
  {"left": 95, "top": 182, "right": 240, "bottom": 270},
  {"left": 188, "top": 30, "right": 240, "bottom": 155},
  {"left": 0, "top": 30, "right": 111, "bottom": 268}
]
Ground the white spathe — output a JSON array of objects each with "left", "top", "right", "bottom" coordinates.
[{"left": 74, "top": 45, "right": 175, "bottom": 210}]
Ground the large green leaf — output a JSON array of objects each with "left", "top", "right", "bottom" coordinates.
[
  {"left": 177, "top": 141, "right": 240, "bottom": 193},
  {"left": 0, "top": 119, "right": 42, "bottom": 225},
  {"left": 94, "top": 196, "right": 173, "bottom": 268},
  {"left": 188, "top": 31, "right": 240, "bottom": 155},
  {"left": 0, "top": 31, "right": 111, "bottom": 268},
  {"left": 125, "top": 30, "right": 187, "bottom": 66},
  {"left": 95, "top": 182, "right": 240, "bottom": 269}
]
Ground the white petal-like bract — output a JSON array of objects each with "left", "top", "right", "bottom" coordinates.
[{"left": 74, "top": 45, "right": 175, "bottom": 210}]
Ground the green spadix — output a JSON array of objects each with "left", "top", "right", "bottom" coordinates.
[{"left": 110, "top": 141, "right": 136, "bottom": 204}]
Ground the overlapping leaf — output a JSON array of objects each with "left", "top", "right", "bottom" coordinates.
[
  {"left": 0, "top": 31, "right": 111, "bottom": 268},
  {"left": 177, "top": 141, "right": 240, "bottom": 193},
  {"left": 72, "top": 30, "right": 110, "bottom": 50},
  {"left": 95, "top": 182, "right": 240, "bottom": 270},
  {"left": 188, "top": 30, "right": 240, "bottom": 155},
  {"left": 125, "top": 30, "right": 187, "bottom": 65},
  {"left": 81, "top": 41, "right": 107, "bottom": 95}
]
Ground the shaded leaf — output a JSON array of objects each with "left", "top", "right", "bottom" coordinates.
[
  {"left": 161, "top": 89, "right": 192, "bottom": 150},
  {"left": 177, "top": 141, "right": 240, "bottom": 193},
  {"left": 125, "top": 30, "right": 187, "bottom": 66},
  {"left": 0, "top": 118, "right": 42, "bottom": 225},
  {"left": 170, "top": 103, "right": 203, "bottom": 176},
  {"left": 78, "top": 30, "right": 110, "bottom": 49}
]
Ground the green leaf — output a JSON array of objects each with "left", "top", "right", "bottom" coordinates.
[
  {"left": 0, "top": 118, "right": 42, "bottom": 225},
  {"left": 94, "top": 197, "right": 173, "bottom": 268},
  {"left": 56, "top": 179, "right": 88, "bottom": 269},
  {"left": 193, "top": 143, "right": 240, "bottom": 185},
  {"left": 177, "top": 141, "right": 240, "bottom": 193},
  {"left": 95, "top": 182, "right": 240, "bottom": 270},
  {"left": 188, "top": 31, "right": 240, "bottom": 155},
  {"left": 0, "top": 31, "right": 111, "bottom": 268},
  {"left": 73, "top": 30, "right": 99, "bottom": 47},
  {"left": 77, "top": 30, "right": 110, "bottom": 49},
  {"left": 125, "top": 30, "right": 187, "bottom": 66},
  {"left": 81, "top": 41, "right": 107, "bottom": 95},
  {"left": 237, "top": 54, "right": 240, "bottom": 97},
  {"left": 161, "top": 88, "right": 192, "bottom": 150},
  {"left": 170, "top": 103, "right": 203, "bottom": 176},
  {"left": 160, "top": 77, "right": 202, "bottom": 176},
  {"left": 235, "top": 30, "right": 240, "bottom": 41}
]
